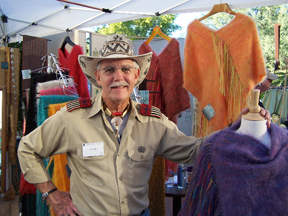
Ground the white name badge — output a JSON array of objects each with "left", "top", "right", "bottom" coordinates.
[{"left": 82, "top": 142, "right": 104, "bottom": 157}]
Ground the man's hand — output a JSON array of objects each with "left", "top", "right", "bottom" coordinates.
[
  {"left": 232, "top": 107, "right": 271, "bottom": 128},
  {"left": 46, "top": 190, "right": 82, "bottom": 216}
]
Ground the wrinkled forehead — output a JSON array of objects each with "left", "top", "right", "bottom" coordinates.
[{"left": 99, "top": 58, "right": 135, "bottom": 67}]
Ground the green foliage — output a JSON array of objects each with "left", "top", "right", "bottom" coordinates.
[
  {"left": 202, "top": 4, "right": 288, "bottom": 86},
  {"left": 273, "top": 69, "right": 288, "bottom": 86},
  {"left": 95, "top": 14, "right": 181, "bottom": 40}
]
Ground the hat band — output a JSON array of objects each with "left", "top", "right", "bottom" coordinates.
[{"left": 102, "top": 52, "right": 133, "bottom": 57}]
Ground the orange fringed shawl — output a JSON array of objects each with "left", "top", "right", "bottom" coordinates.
[{"left": 184, "top": 13, "right": 266, "bottom": 137}]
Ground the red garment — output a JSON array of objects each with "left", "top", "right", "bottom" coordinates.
[
  {"left": 139, "top": 39, "right": 190, "bottom": 121},
  {"left": 19, "top": 174, "right": 36, "bottom": 195},
  {"left": 139, "top": 39, "right": 190, "bottom": 178},
  {"left": 58, "top": 45, "right": 90, "bottom": 98}
]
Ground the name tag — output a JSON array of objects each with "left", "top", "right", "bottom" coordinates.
[{"left": 82, "top": 142, "right": 104, "bottom": 157}]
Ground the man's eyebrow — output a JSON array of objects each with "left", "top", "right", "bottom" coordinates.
[
  {"left": 102, "top": 64, "right": 133, "bottom": 69},
  {"left": 101, "top": 65, "right": 114, "bottom": 70}
]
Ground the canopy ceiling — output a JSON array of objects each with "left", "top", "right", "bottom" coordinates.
[{"left": 0, "top": 0, "right": 287, "bottom": 43}]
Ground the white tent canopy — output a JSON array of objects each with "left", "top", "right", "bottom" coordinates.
[{"left": 1, "top": 0, "right": 287, "bottom": 43}]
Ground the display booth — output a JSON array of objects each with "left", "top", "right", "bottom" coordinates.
[{"left": 0, "top": 1, "right": 287, "bottom": 215}]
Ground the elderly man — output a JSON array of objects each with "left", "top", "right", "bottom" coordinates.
[{"left": 18, "top": 34, "right": 271, "bottom": 216}]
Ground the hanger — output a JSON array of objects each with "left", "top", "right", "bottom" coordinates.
[
  {"left": 198, "top": 3, "right": 236, "bottom": 21},
  {"left": 60, "top": 36, "right": 76, "bottom": 53},
  {"left": 145, "top": 26, "right": 172, "bottom": 44}
]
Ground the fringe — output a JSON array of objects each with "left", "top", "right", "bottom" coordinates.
[
  {"left": 179, "top": 141, "right": 220, "bottom": 216},
  {"left": 211, "top": 33, "right": 249, "bottom": 125}
]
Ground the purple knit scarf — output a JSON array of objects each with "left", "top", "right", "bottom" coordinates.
[{"left": 179, "top": 122, "right": 288, "bottom": 216}]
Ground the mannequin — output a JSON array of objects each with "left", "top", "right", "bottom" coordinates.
[
  {"left": 179, "top": 90, "right": 288, "bottom": 216},
  {"left": 236, "top": 89, "right": 271, "bottom": 148}
]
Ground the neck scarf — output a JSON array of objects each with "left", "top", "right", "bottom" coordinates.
[{"left": 103, "top": 101, "right": 130, "bottom": 139}]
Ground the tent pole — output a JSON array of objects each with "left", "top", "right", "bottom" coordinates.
[
  {"left": 7, "top": 8, "right": 65, "bottom": 38},
  {"left": 159, "top": 0, "right": 191, "bottom": 14},
  {"left": 70, "top": 0, "right": 133, "bottom": 30}
]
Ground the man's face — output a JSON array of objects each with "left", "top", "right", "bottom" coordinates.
[{"left": 95, "top": 59, "right": 140, "bottom": 104}]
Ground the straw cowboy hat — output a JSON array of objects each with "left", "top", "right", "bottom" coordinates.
[
  {"left": 78, "top": 34, "right": 152, "bottom": 89},
  {"left": 266, "top": 68, "right": 278, "bottom": 81}
]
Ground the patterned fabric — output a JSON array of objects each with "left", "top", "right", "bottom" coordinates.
[
  {"left": 66, "top": 98, "right": 92, "bottom": 112},
  {"left": 179, "top": 122, "right": 288, "bottom": 216},
  {"left": 184, "top": 13, "right": 266, "bottom": 137},
  {"left": 138, "top": 104, "right": 162, "bottom": 118},
  {"left": 100, "top": 34, "right": 133, "bottom": 57}
]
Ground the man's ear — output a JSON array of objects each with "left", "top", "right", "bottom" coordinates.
[
  {"left": 134, "top": 69, "right": 140, "bottom": 84},
  {"left": 95, "top": 70, "right": 102, "bottom": 86}
]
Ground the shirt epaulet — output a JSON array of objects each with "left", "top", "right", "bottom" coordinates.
[
  {"left": 136, "top": 104, "right": 162, "bottom": 119},
  {"left": 66, "top": 98, "right": 92, "bottom": 112}
]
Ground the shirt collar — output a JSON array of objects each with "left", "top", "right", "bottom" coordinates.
[{"left": 87, "top": 94, "right": 142, "bottom": 123}]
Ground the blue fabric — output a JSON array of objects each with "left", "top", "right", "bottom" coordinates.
[
  {"left": 141, "top": 208, "right": 150, "bottom": 216},
  {"left": 37, "top": 95, "right": 76, "bottom": 126}
]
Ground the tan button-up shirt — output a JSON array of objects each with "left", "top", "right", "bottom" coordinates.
[{"left": 18, "top": 95, "right": 208, "bottom": 216}]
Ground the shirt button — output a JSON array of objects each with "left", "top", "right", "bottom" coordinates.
[
  {"left": 119, "top": 176, "right": 122, "bottom": 180},
  {"left": 118, "top": 153, "right": 120, "bottom": 156},
  {"left": 121, "top": 201, "right": 124, "bottom": 204}
]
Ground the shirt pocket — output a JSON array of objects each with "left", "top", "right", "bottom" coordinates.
[
  {"left": 127, "top": 146, "right": 155, "bottom": 187},
  {"left": 76, "top": 144, "right": 108, "bottom": 186}
]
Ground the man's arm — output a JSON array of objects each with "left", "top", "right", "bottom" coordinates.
[
  {"left": 157, "top": 108, "right": 271, "bottom": 164},
  {"left": 18, "top": 110, "right": 81, "bottom": 215}
]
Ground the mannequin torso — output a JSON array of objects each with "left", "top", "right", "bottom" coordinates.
[{"left": 236, "top": 118, "right": 271, "bottom": 149}]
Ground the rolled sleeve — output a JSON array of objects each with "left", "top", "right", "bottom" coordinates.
[{"left": 18, "top": 109, "right": 68, "bottom": 184}]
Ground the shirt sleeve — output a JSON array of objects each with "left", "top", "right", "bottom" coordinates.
[
  {"left": 17, "top": 109, "right": 69, "bottom": 184},
  {"left": 156, "top": 114, "right": 212, "bottom": 164}
]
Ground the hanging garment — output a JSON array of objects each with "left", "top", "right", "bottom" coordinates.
[
  {"left": 184, "top": 13, "right": 266, "bottom": 137},
  {"left": 58, "top": 45, "right": 90, "bottom": 98},
  {"left": 25, "top": 73, "right": 61, "bottom": 135},
  {"left": 37, "top": 95, "right": 77, "bottom": 126},
  {"left": 38, "top": 86, "right": 78, "bottom": 96},
  {"left": 179, "top": 122, "right": 288, "bottom": 216},
  {"left": 139, "top": 38, "right": 190, "bottom": 121},
  {"left": 20, "top": 73, "right": 60, "bottom": 214}
]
